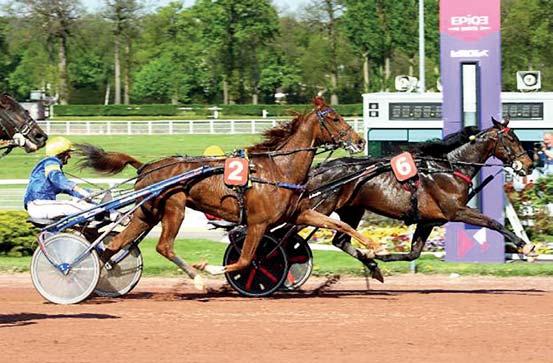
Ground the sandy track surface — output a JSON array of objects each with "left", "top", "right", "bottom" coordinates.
[{"left": 1, "top": 273, "right": 552, "bottom": 362}]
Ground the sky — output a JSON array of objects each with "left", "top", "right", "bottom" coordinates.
[
  {"left": 83, "top": 0, "right": 308, "bottom": 14},
  {"left": 0, "top": 0, "right": 310, "bottom": 16}
]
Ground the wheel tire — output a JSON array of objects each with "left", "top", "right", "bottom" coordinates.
[
  {"left": 31, "top": 233, "right": 100, "bottom": 305},
  {"left": 94, "top": 245, "right": 143, "bottom": 298},
  {"left": 223, "top": 234, "right": 288, "bottom": 297},
  {"left": 282, "top": 236, "right": 313, "bottom": 290}
]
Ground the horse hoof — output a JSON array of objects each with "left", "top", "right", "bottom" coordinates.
[
  {"left": 193, "top": 275, "right": 205, "bottom": 290},
  {"left": 371, "top": 267, "right": 385, "bottom": 283},
  {"left": 527, "top": 255, "right": 537, "bottom": 263},
  {"left": 522, "top": 243, "right": 536, "bottom": 256},
  {"left": 204, "top": 265, "right": 226, "bottom": 275}
]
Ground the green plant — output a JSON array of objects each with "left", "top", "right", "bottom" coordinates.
[{"left": 0, "top": 211, "right": 38, "bottom": 256}]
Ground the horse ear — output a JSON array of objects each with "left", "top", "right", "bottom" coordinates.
[
  {"left": 313, "top": 96, "right": 326, "bottom": 109},
  {"left": 0, "top": 94, "right": 7, "bottom": 107},
  {"left": 503, "top": 115, "right": 510, "bottom": 126},
  {"left": 491, "top": 116, "right": 503, "bottom": 129}
]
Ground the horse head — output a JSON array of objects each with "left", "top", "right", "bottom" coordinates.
[
  {"left": 311, "top": 96, "right": 365, "bottom": 153},
  {"left": 486, "top": 116, "right": 533, "bottom": 176},
  {"left": 0, "top": 93, "right": 48, "bottom": 153}
]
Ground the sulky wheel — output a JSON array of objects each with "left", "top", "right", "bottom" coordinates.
[
  {"left": 31, "top": 233, "right": 100, "bottom": 305},
  {"left": 282, "top": 235, "right": 313, "bottom": 290},
  {"left": 94, "top": 244, "right": 143, "bottom": 298},
  {"left": 223, "top": 234, "right": 288, "bottom": 297}
]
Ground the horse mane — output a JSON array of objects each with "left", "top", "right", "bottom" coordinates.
[
  {"left": 247, "top": 114, "right": 306, "bottom": 152},
  {"left": 410, "top": 126, "right": 479, "bottom": 157},
  {"left": 311, "top": 126, "right": 480, "bottom": 176}
]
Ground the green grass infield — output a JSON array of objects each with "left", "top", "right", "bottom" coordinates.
[
  {"left": 1, "top": 134, "right": 351, "bottom": 180},
  {"left": 1, "top": 238, "right": 552, "bottom": 277}
]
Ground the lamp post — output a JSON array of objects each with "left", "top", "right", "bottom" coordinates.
[{"left": 418, "top": 0, "right": 426, "bottom": 93}]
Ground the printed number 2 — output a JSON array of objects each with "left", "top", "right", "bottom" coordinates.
[
  {"left": 227, "top": 160, "right": 244, "bottom": 181},
  {"left": 224, "top": 158, "right": 249, "bottom": 186}
]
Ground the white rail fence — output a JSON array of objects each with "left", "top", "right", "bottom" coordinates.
[
  {"left": 0, "top": 179, "right": 125, "bottom": 210},
  {"left": 0, "top": 179, "right": 216, "bottom": 233},
  {"left": 38, "top": 118, "right": 363, "bottom": 135}
]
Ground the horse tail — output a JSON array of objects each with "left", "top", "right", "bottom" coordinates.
[{"left": 75, "top": 143, "right": 143, "bottom": 175}]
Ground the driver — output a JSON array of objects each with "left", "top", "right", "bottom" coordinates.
[{"left": 24, "top": 136, "right": 95, "bottom": 220}]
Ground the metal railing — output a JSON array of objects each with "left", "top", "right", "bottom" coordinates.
[
  {"left": 0, "top": 179, "right": 125, "bottom": 210},
  {"left": 39, "top": 118, "right": 363, "bottom": 135}
]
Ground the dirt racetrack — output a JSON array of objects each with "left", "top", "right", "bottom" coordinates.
[{"left": 1, "top": 273, "right": 552, "bottom": 363}]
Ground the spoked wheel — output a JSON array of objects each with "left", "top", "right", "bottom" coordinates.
[
  {"left": 94, "top": 245, "right": 143, "bottom": 298},
  {"left": 282, "top": 235, "right": 313, "bottom": 290},
  {"left": 223, "top": 234, "right": 288, "bottom": 297},
  {"left": 31, "top": 233, "right": 100, "bottom": 305}
]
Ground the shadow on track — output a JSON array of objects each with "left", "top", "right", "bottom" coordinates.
[
  {"left": 84, "top": 286, "right": 546, "bottom": 304},
  {"left": 0, "top": 313, "right": 120, "bottom": 328}
]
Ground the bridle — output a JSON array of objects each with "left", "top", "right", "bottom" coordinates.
[
  {"left": 316, "top": 107, "right": 359, "bottom": 152},
  {"left": 0, "top": 107, "right": 39, "bottom": 140},
  {"left": 0, "top": 106, "right": 40, "bottom": 158},
  {"left": 485, "top": 127, "right": 528, "bottom": 172}
]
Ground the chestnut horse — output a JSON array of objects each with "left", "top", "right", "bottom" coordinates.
[
  {"left": 292, "top": 118, "right": 534, "bottom": 280},
  {"left": 77, "top": 97, "right": 370, "bottom": 286},
  {"left": 0, "top": 94, "right": 48, "bottom": 156}
]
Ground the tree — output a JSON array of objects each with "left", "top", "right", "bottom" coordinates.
[
  {"left": 103, "top": 0, "right": 141, "bottom": 104},
  {"left": 342, "top": 0, "right": 383, "bottom": 92},
  {"left": 14, "top": 0, "right": 81, "bottom": 104},
  {"left": 303, "top": 0, "right": 344, "bottom": 104},
  {"left": 193, "top": 0, "right": 279, "bottom": 104}
]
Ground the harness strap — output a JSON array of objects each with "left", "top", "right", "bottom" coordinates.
[
  {"left": 250, "top": 177, "right": 306, "bottom": 191},
  {"left": 400, "top": 178, "right": 420, "bottom": 225},
  {"left": 453, "top": 170, "right": 473, "bottom": 186}
]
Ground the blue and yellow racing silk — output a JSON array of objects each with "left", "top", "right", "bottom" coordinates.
[{"left": 23, "top": 156, "right": 85, "bottom": 209}]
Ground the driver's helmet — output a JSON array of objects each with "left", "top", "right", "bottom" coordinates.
[{"left": 45, "top": 136, "right": 73, "bottom": 157}]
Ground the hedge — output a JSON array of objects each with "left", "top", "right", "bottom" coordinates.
[
  {"left": 0, "top": 211, "right": 38, "bottom": 256},
  {"left": 53, "top": 103, "right": 363, "bottom": 117},
  {"left": 54, "top": 104, "right": 181, "bottom": 117}
]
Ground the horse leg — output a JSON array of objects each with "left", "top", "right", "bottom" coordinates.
[
  {"left": 194, "top": 223, "right": 269, "bottom": 274},
  {"left": 332, "top": 208, "right": 385, "bottom": 282},
  {"left": 296, "top": 209, "right": 382, "bottom": 256},
  {"left": 375, "top": 223, "right": 434, "bottom": 262},
  {"left": 154, "top": 193, "right": 205, "bottom": 289},
  {"left": 453, "top": 207, "right": 535, "bottom": 255},
  {"left": 100, "top": 210, "right": 153, "bottom": 263},
  {"left": 223, "top": 223, "right": 268, "bottom": 273}
]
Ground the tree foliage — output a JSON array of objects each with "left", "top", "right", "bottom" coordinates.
[{"left": 0, "top": 0, "right": 551, "bottom": 104}]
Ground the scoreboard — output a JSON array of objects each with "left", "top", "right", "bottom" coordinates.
[
  {"left": 363, "top": 92, "right": 553, "bottom": 129},
  {"left": 502, "top": 102, "right": 543, "bottom": 120},
  {"left": 389, "top": 103, "right": 442, "bottom": 120}
]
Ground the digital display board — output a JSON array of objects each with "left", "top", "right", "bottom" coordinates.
[
  {"left": 388, "top": 102, "right": 544, "bottom": 120},
  {"left": 502, "top": 102, "right": 543, "bottom": 120},
  {"left": 389, "top": 103, "right": 442, "bottom": 120}
]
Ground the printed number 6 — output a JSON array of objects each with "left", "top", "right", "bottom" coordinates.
[
  {"left": 395, "top": 156, "right": 412, "bottom": 176},
  {"left": 228, "top": 160, "right": 244, "bottom": 181}
]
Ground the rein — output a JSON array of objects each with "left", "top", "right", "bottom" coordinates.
[
  {"left": 0, "top": 142, "right": 15, "bottom": 159},
  {"left": 80, "top": 145, "right": 342, "bottom": 199}
]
